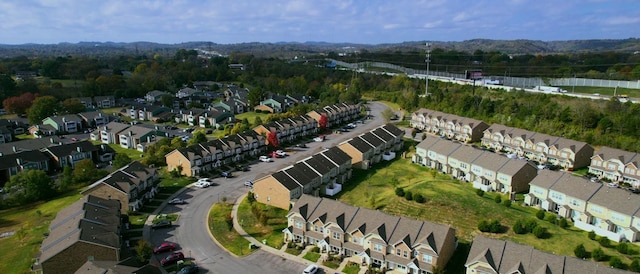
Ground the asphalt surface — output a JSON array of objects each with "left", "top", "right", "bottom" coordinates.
[{"left": 148, "top": 101, "right": 389, "bottom": 274}]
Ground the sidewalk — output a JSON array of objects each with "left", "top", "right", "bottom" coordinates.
[{"left": 231, "top": 193, "right": 361, "bottom": 274}]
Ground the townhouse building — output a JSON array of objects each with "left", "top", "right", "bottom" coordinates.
[
  {"left": 414, "top": 137, "right": 537, "bottom": 194},
  {"left": 42, "top": 114, "right": 83, "bottom": 133},
  {"left": 285, "top": 195, "right": 457, "bottom": 274},
  {"left": 465, "top": 236, "right": 629, "bottom": 274},
  {"left": 82, "top": 161, "right": 159, "bottom": 213},
  {"left": 252, "top": 147, "right": 353, "bottom": 210},
  {"left": 78, "top": 111, "right": 109, "bottom": 128},
  {"left": 90, "top": 122, "right": 130, "bottom": 145},
  {"left": 410, "top": 108, "right": 489, "bottom": 142},
  {"left": 41, "top": 140, "right": 98, "bottom": 170},
  {"left": 589, "top": 146, "right": 640, "bottom": 188},
  {"left": 0, "top": 150, "right": 51, "bottom": 186},
  {"left": 525, "top": 170, "right": 640, "bottom": 242},
  {"left": 118, "top": 125, "right": 168, "bottom": 151},
  {"left": 144, "top": 90, "right": 171, "bottom": 103},
  {"left": 211, "top": 98, "right": 246, "bottom": 114},
  {"left": 165, "top": 130, "right": 266, "bottom": 177},
  {"left": 481, "top": 124, "right": 594, "bottom": 171},
  {"left": 94, "top": 95, "right": 115, "bottom": 109},
  {"left": 38, "top": 195, "right": 122, "bottom": 274},
  {"left": 338, "top": 124, "right": 404, "bottom": 169}
]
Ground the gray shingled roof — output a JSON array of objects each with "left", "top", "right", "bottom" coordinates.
[
  {"left": 272, "top": 170, "right": 302, "bottom": 191},
  {"left": 588, "top": 186, "right": 640, "bottom": 217},
  {"left": 548, "top": 171, "right": 603, "bottom": 202}
]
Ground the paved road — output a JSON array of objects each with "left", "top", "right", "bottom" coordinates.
[{"left": 149, "top": 101, "right": 388, "bottom": 274}]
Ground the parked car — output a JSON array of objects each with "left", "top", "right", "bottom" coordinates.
[
  {"left": 295, "top": 143, "right": 307, "bottom": 148},
  {"left": 160, "top": 251, "right": 185, "bottom": 266},
  {"left": 302, "top": 264, "right": 318, "bottom": 274},
  {"left": 177, "top": 265, "right": 199, "bottom": 274},
  {"left": 151, "top": 219, "right": 172, "bottom": 230},
  {"left": 259, "top": 155, "right": 272, "bottom": 162},
  {"left": 313, "top": 135, "right": 325, "bottom": 142},
  {"left": 244, "top": 181, "right": 253, "bottom": 187},
  {"left": 153, "top": 242, "right": 176, "bottom": 254},
  {"left": 270, "top": 151, "right": 283, "bottom": 158},
  {"left": 194, "top": 178, "right": 213, "bottom": 188},
  {"left": 235, "top": 164, "right": 248, "bottom": 172},
  {"left": 220, "top": 171, "right": 233, "bottom": 178},
  {"left": 275, "top": 150, "right": 287, "bottom": 157},
  {"left": 168, "top": 198, "right": 186, "bottom": 205}
]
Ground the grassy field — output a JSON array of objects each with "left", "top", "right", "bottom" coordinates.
[
  {"left": 0, "top": 191, "right": 82, "bottom": 274},
  {"left": 336, "top": 157, "right": 640, "bottom": 270},
  {"left": 208, "top": 202, "right": 254, "bottom": 256},
  {"left": 235, "top": 111, "right": 271, "bottom": 126},
  {"left": 236, "top": 195, "right": 288, "bottom": 249}
]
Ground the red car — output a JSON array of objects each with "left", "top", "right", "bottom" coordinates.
[
  {"left": 270, "top": 151, "right": 283, "bottom": 158},
  {"left": 160, "top": 251, "right": 184, "bottom": 266},
  {"left": 153, "top": 242, "right": 176, "bottom": 254}
]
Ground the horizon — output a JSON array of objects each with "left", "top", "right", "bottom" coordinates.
[{"left": 1, "top": 1, "right": 639, "bottom": 45}]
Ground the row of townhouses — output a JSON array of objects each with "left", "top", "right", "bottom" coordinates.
[
  {"left": 412, "top": 137, "right": 539, "bottom": 194},
  {"left": 82, "top": 161, "right": 160, "bottom": 213},
  {"left": 465, "top": 235, "right": 630, "bottom": 274},
  {"left": 74, "top": 95, "right": 116, "bottom": 109},
  {"left": 0, "top": 138, "right": 114, "bottom": 186},
  {"left": 252, "top": 147, "right": 353, "bottom": 209},
  {"left": 410, "top": 108, "right": 594, "bottom": 171},
  {"left": 28, "top": 111, "right": 110, "bottom": 136},
  {"left": 36, "top": 195, "right": 124, "bottom": 274},
  {"left": 165, "top": 130, "right": 267, "bottom": 177},
  {"left": 251, "top": 123, "right": 404, "bottom": 210},
  {"left": 90, "top": 121, "right": 170, "bottom": 152},
  {"left": 526, "top": 170, "right": 640, "bottom": 242},
  {"left": 286, "top": 194, "right": 458, "bottom": 274},
  {"left": 0, "top": 118, "right": 27, "bottom": 143},
  {"left": 164, "top": 103, "right": 362, "bottom": 178}
]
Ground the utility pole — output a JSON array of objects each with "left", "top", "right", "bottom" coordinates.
[{"left": 425, "top": 42, "right": 431, "bottom": 96}]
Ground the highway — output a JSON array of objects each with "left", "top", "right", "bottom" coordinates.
[{"left": 148, "top": 101, "right": 389, "bottom": 274}]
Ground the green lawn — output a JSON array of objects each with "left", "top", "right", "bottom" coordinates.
[
  {"left": 303, "top": 251, "right": 321, "bottom": 263},
  {"left": 337, "top": 156, "right": 640, "bottom": 268},
  {"left": 0, "top": 192, "right": 82, "bottom": 274},
  {"left": 342, "top": 262, "right": 361, "bottom": 274},
  {"left": 235, "top": 111, "right": 271, "bottom": 126},
  {"left": 208, "top": 202, "right": 254, "bottom": 256},
  {"left": 237, "top": 195, "right": 288, "bottom": 249}
]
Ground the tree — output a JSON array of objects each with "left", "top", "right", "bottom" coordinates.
[
  {"left": 609, "top": 257, "right": 624, "bottom": 269},
  {"left": 5, "top": 169, "right": 56, "bottom": 204},
  {"left": 60, "top": 165, "right": 73, "bottom": 191},
  {"left": 60, "top": 98, "right": 85, "bottom": 114},
  {"left": 135, "top": 239, "right": 153, "bottom": 263},
  {"left": 254, "top": 116, "right": 263, "bottom": 127},
  {"left": 535, "top": 209, "right": 546, "bottom": 220},
  {"left": 3, "top": 92, "right": 36, "bottom": 115},
  {"left": 513, "top": 219, "right": 527, "bottom": 234},
  {"left": 112, "top": 153, "right": 132, "bottom": 169},
  {"left": 395, "top": 187, "right": 405, "bottom": 197},
  {"left": 532, "top": 226, "right": 548, "bottom": 238},
  {"left": 72, "top": 159, "right": 100, "bottom": 185},
  {"left": 27, "top": 95, "right": 58, "bottom": 124},
  {"left": 188, "top": 131, "right": 208, "bottom": 145},
  {"left": 267, "top": 130, "right": 279, "bottom": 148},
  {"left": 592, "top": 247, "right": 606, "bottom": 261},
  {"left": 247, "top": 87, "right": 265, "bottom": 108},
  {"left": 574, "top": 244, "right": 588, "bottom": 259},
  {"left": 160, "top": 94, "right": 175, "bottom": 107},
  {"left": 318, "top": 114, "right": 328, "bottom": 131},
  {"left": 630, "top": 258, "right": 640, "bottom": 272}
]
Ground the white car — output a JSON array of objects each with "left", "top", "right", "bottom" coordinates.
[
  {"left": 302, "top": 264, "right": 318, "bottom": 274},
  {"left": 244, "top": 181, "right": 253, "bottom": 187},
  {"left": 194, "top": 178, "right": 213, "bottom": 188},
  {"left": 275, "top": 150, "right": 287, "bottom": 157},
  {"left": 259, "top": 155, "right": 272, "bottom": 162},
  {"left": 167, "top": 198, "right": 186, "bottom": 205}
]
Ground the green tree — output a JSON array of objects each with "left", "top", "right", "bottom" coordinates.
[
  {"left": 72, "top": 159, "right": 100, "bottom": 185},
  {"left": 60, "top": 98, "right": 85, "bottom": 114},
  {"left": 609, "top": 257, "right": 624, "bottom": 269},
  {"left": 254, "top": 116, "right": 263, "bottom": 127},
  {"left": 247, "top": 87, "right": 265, "bottom": 108},
  {"left": 188, "top": 131, "right": 208, "bottom": 145},
  {"left": 5, "top": 169, "right": 56, "bottom": 204},
  {"left": 27, "top": 95, "right": 59, "bottom": 124},
  {"left": 60, "top": 165, "right": 73, "bottom": 191},
  {"left": 135, "top": 239, "right": 153, "bottom": 263},
  {"left": 381, "top": 107, "right": 395, "bottom": 122},
  {"left": 630, "top": 258, "right": 640, "bottom": 272},
  {"left": 112, "top": 153, "right": 133, "bottom": 169},
  {"left": 592, "top": 247, "right": 606, "bottom": 261},
  {"left": 160, "top": 94, "right": 175, "bottom": 107}
]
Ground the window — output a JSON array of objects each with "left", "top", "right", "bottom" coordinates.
[
  {"left": 352, "top": 236, "right": 360, "bottom": 243},
  {"left": 373, "top": 243, "right": 382, "bottom": 252},
  {"left": 332, "top": 231, "right": 340, "bottom": 240},
  {"left": 403, "top": 250, "right": 408, "bottom": 258},
  {"left": 422, "top": 254, "right": 433, "bottom": 263},
  {"left": 396, "top": 249, "right": 401, "bottom": 256},
  {"left": 295, "top": 221, "right": 302, "bottom": 229}
]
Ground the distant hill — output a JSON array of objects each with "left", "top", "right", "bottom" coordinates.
[{"left": 0, "top": 38, "right": 638, "bottom": 58}]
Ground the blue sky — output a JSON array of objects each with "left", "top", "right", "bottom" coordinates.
[{"left": 1, "top": 0, "right": 638, "bottom": 45}]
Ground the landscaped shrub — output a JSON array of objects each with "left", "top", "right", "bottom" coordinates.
[
  {"left": 598, "top": 237, "right": 611, "bottom": 248},
  {"left": 414, "top": 193, "right": 426, "bottom": 203},
  {"left": 574, "top": 244, "right": 589, "bottom": 259},
  {"left": 513, "top": 219, "right": 527, "bottom": 234},
  {"left": 532, "top": 226, "right": 548, "bottom": 239},
  {"left": 311, "top": 246, "right": 320, "bottom": 253},
  {"left": 630, "top": 258, "right": 640, "bottom": 272},
  {"left": 544, "top": 214, "right": 557, "bottom": 224},
  {"left": 494, "top": 195, "right": 502, "bottom": 203},
  {"left": 536, "top": 209, "right": 546, "bottom": 220},
  {"left": 592, "top": 247, "right": 606, "bottom": 261},
  {"left": 616, "top": 242, "right": 629, "bottom": 254},
  {"left": 557, "top": 217, "right": 568, "bottom": 228},
  {"left": 588, "top": 231, "right": 596, "bottom": 240},
  {"left": 502, "top": 199, "right": 511, "bottom": 208},
  {"left": 609, "top": 256, "right": 624, "bottom": 269},
  {"left": 476, "top": 189, "right": 485, "bottom": 197},
  {"left": 478, "top": 220, "right": 491, "bottom": 232},
  {"left": 524, "top": 218, "right": 539, "bottom": 233},
  {"left": 395, "top": 187, "right": 405, "bottom": 197},
  {"left": 489, "top": 220, "right": 502, "bottom": 233},
  {"left": 405, "top": 191, "right": 413, "bottom": 201},
  {"left": 247, "top": 192, "right": 256, "bottom": 203}
]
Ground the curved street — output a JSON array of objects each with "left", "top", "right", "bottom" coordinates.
[{"left": 145, "top": 101, "right": 389, "bottom": 273}]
